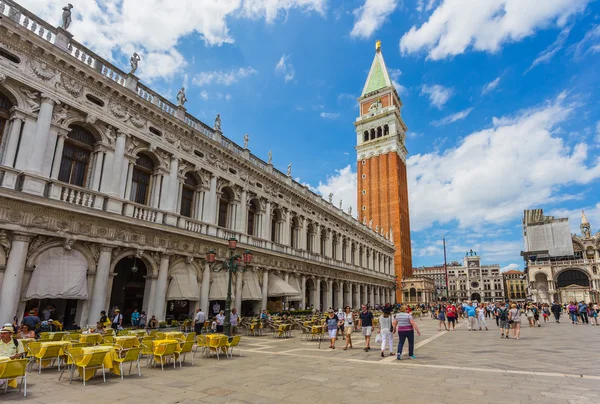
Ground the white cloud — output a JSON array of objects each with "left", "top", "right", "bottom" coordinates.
[
  {"left": 500, "top": 263, "right": 521, "bottom": 272},
  {"left": 314, "top": 165, "right": 357, "bottom": 217},
  {"left": 550, "top": 202, "right": 600, "bottom": 234},
  {"left": 19, "top": 0, "right": 324, "bottom": 81},
  {"left": 421, "top": 84, "right": 453, "bottom": 109},
  {"left": 431, "top": 108, "right": 473, "bottom": 126},
  {"left": 400, "top": 0, "right": 591, "bottom": 60},
  {"left": 482, "top": 77, "right": 501, "bottom": 95},
  {"left": 193, "top": 67, "right": 258, "bottom": 86},
  {"left": 200, "top": 90, "right": 209, "bottom": 100},
  {"left": 320, "top": 112, "right": 340, "bottom": 119},
  {"left": 225, "top": 94, "right": 232, "bottom": 101},
  {"left": 408, "top": 92, "right": 600, "bottom": 231},
  {"left": 416, "top": 0, "right": 439, "bottom": 12},
  {"left": 337, "top": 93, "right": 356, "bottom": 102},
  {"left": 389, "top": 68, "right": 407, "bottom": 95},
  {"left": 275, "top": 55, "right": 296, "bottom": 82},
  {"left": 350, "top": 0, "right": 400, "bottom": 39},
  {"left": 416, "top": 245, "right": 442, "bottom": 257},
  {"left": 572, "top": 24, "right": 600, "bottom": 60},
  {"left": 526, "top": 27, "right": 571, "bottom": 73}
]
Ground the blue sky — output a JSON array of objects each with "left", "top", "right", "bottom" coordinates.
[{"left": 24, "top": 0, "right": 600, "bottom": 271}]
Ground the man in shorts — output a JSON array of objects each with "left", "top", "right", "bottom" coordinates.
[
  {"left": 498, "top": 302, "right": 510, "bottom": 339},
  {"left": 446, "top": 303, "right": 457, "bottom": 330},
  {"left": 359, "top": 304, "right": 374, "bottom": 351}
]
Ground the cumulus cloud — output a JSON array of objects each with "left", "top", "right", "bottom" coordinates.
[
  {"left": 320, "top": 112, "right": 340, "bottom": 119},
  {"left": 314, "top": 165, "right": 357, "bottom": 217},
  {"left": 389, "top": 68, "right": 407, "bottom": 95},
  {"left": 408, "top": 92, "right": 600, "bottom": 231},
  {"left": 500, "top": 263, "right": 521, "bottom": 272},
  {"left": 421, "top": 84, "right": 453, "bottom": 109},
  {"left": 482, "top": 77, "right": 500, "bottom": 95},
  {"left": 400, "top": 0, "right": 591, "bottom": 60},
  {"left": 275, "top": 55, "right": 296, "bottom": 82},
  {"left": 350, "top": 0, "right": 400, "bottom": 39},
  {"left": 192, "top": 67, "right": 258, "bottom": 86},
  {"left": 20, "top": 0, "right": 324, "bottom": 81},
  {"left": 431, "top": 108, "right": 473, "bottom": 126}
]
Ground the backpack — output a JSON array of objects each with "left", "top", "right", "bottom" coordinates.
[{"left": 499, "top": 308, "right": 508, "bottom": 321}]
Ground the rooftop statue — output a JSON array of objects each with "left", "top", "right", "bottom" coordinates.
[
  {"left": 176, "top": 87, "right": 187, "bottom": 107},
  {"left": 129, "top": 52, "right": 140, "bottom": 75},
  {"left": 267, "top": 150, "right": 272, "bottom": 164},
  {"left": 61, "top": 4, "right": 73, "bottom": 30},
  {"left": 214, "top": 114, "right": 221, "bottom": 131}
]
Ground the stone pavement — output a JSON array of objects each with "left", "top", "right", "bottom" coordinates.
[{"left": 3, "top": 315, "right": 599, "bottom": 404}]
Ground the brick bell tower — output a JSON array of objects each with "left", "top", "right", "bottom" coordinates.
[{"left": 355, "top": 40, "right": 412, "bottom": 302}]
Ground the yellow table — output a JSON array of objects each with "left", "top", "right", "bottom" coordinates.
[
  {"left": 76, "top": 346, "right": 118, "bottom": 380},
  {"left": 164, "top": 332, "right": 184, "bottom": 340},
  {"left": 0, "top": 357, "right": 18, "bottom": 389},
  {"left": 114, "top": 336, "right": 139, "bottom": 348},
  {"left": 151, "top": 339, "right": 180, "bottom": 366},
  {"left": 79, "top": 333, "right": 103, "bottom": 345},
  {"left": 38, "top": 341, "right": 71, "bottom": 367}
]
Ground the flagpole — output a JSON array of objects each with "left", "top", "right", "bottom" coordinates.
[{"left": 443, "top": 236, "right": 449, "bottom": 299}]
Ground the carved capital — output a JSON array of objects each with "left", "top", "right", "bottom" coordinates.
[
  {"left": 13, "top": 233, "right": 34, "bottom": 243},
  {"left": 40, "top": 93, "right": 58, "bottom": 105}
]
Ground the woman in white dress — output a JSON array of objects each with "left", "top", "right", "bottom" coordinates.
[
  {"left": 377, "top": 307, "right": 394, "bottom": 357},
  {"left": 476, "top": 303, "right": 488, "bottom": 331}
]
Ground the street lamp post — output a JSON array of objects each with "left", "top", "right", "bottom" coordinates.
[{"left": 205, "top": 237, "right": 252, "bottom": 337}]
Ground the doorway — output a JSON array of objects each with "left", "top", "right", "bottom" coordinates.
[{"left": 110, "top": 257, "right": 148, "bottom": 325}]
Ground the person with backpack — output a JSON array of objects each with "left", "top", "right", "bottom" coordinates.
[
  {"left": 112, "top": 309, "right": 123, "bottom": 330},
  {"left": 508, "top": 303, "right": 522, "bottom": 340},
  {"left": 551, "top": 302, "right": 562, "bottom": 323},
  {"left": 0, "top": 325, "right": 24, "bottom": 359},
  {"left": 498, "top": 303, "right": 510, "bottom": 339}
]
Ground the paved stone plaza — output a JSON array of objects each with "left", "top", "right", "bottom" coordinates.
[{"left": 3, "top": 317, "right": 599, "bottom": 404}]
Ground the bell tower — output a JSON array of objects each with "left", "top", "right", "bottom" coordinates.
[{"left": 355, "top": 41, "right": 412, "bottom": 302}]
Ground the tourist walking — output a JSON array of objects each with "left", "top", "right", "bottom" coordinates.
[
  {"left": 551, "top": 302, "right": 562, "bottom": 323},
  {"left": 358, "top": 304, "right": 374, "bottom": 352},
  {"left": 498, "top": 302, "right": 510, "bottom": 339},
  {"left": 230, "top": 308, "right": 239, "bottom": 335},
  {"left": 578, "top": 301, "right": 589, "bottom": 324},
  {"left": 542, "top": 304, "right": 550, "bottom": 323},
  {"left": 326, "top": 309, "right": 341, "bottom": 349},
  {"left": 194, "top": 308, "right": 206, "bottom": 334},
  {"left": 526, "top": 305, "right": 535, "bottom": 327},
  {"left": 568, "top": 302, "right": 578, "bottom": 324},
  {"left": 446, "top": 303, "right": 457, "bottom": 330},
  {"left": 590, "top": 303, "right": 599, "bottom": 326},
  {"left": 464, "top": 302, "right": 477, "bottom": 331},
  {"left": 437, "top": 304, "right": 448, "bottom": 331},
  {"left": 392, "top": 306, "right": 421, "bottom": 360},
  {"left": 342, "top": 306, "right": 355, "bottom": 350},
  {"left": 377, "top": 307, "right": 394, "bottom": 357},
  {"left": 477, "top": 303, "right": 488, "bottom": 330},
  {"left": 508, "top": 304, "right": 522, "bottom": 340},
  {"left": 216, "top": 310, "right": 225, "bottom": 333}
]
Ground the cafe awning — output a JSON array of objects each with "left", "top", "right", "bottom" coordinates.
[
  {"left": 242, "top": 271, "right": 263, "bottom": 301},
  {"left": 209, "top": 271, "right": 235, "bottom": 301},
  {"left": 287, "top": 276, "right": 303, "bottom": 301},
  {"left": 267, "top": 274, "right": 300, "bottom": 298},
  {"left": 167, "top": 266, "right": 200, "bottom": 301}
]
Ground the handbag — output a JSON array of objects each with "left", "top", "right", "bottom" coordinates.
[{"left": 375, "top": 333, "right": 382, "bottom": 343}]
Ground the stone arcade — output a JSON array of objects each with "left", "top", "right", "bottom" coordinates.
[{"left": 0, "top": 1, "right": 396, "bottom": 327}]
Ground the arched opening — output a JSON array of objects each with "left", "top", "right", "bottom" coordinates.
[
  {"left": 271, "top": 208, "right": 283, "bottom": 243},
  {"left": 320, "top": 279, "right": 328, "bottom": 311},
  {"left": 24, "top": 247, "right": 89, "bottom": 327},
  {"left": 180, "top": 173, "right": 198, "bottom": 218},
  {"left": 217, "top": 187, "right": 234, "bottom": 228},
  {"left": 370, "top": 128, "right": 375, "bottom": 140},
  {"left": 0, "top": 91, "right": 13, "bottom": 160},
  {"left": 131, "top": 153, "right": 154, "bottom": 205},
  {"left": 332, "top": 282, "right": 340, "bottom": 309},
  {"left": 306, "top": 222, "right": 315, "bottom": 253},
  {"left": 376, "top": 126, "right": 382, "bottom": 138},
  {"left": 332, "top": 234, "right": 338, "bottom": 260},
  {"left": 320, "top": 228, "right": 327, "bottom": 255},
  {"left": 110, "top": 256, "right": 148, "bottom": 324},
  {"left": 305, "top": 278, "right": 315, "bottom": 308},
  {"left": 359, "top": 246, "right": 363, "bottom": 267},
  {"left": 363, "top": 131, "right": 369, "bottom": 142},
  {"left": 471, "top": 292, "right": 481, "bottom": 302},
  {"left": 409, "top": 288, "right": 416, "bottom": 303},
  {"left": 247, "top": 199, "right": 258, "bottom": 236},
  {"left": 166, "top": 262, "right": 200, "bottom": 322},
  {"left": 58, "top": 125, "right": 96, "bottom": 187},
  {"left": 557, "top": 269, "right": 589, "bottom": 288},
  {"left": 290, "top": 216, "right": 300, "bottom": 248},
  {"left": 383, "top": 124, "right": 389, "bottom": 136}
]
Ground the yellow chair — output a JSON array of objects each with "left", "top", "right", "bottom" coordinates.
[
  {"left": 207, "top": 336, "right": 229, "bottom": 360},
  {"left": 226, "top": 335, "right": 241, "bottom": 357},
  {"left": 176, "top": 341, "right": 195, "bottom": 367},
  {"left": 0, "top": 358, "right": 28, "bottom": 396},
  {"left": 103, "top": 336, "right": 115, "bottom": 344},
  {"left": 248, "top": 323, "right": 257, "bottom": 336},
  {"left": 59, "top": 347, "right": 84, "bottom": 382},
  {"left": 185, "top": 332, "right": 196, "bottom": 342},
  {"left": 153, "top": 343, "right": 177, "bottom": 370},
  {"left": 33, "top": 345, "right": 63, "bottom": 374},
  {"left": 39, "top": 332, "right": 51, "bottom": 341},
  {"left": 113, "top": 347, "right": 142, "bottom": 379},
  {"left": 74, "top": 351, "right": 108, "bottom": 386},
  {"left": 193, "top": 335, "right": 208, "bottom": 359}
]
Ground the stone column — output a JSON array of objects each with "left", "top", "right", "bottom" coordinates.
[
  {"left": 109, "top": 132, "right": 127, "bottom": 196},
  {"left": 314, "top": 223, "right": 321, "bottom": 254},
  {"left": 283, "top": 272, "right": 290, "bottom": 307},
  {"left": 1, "top": 114, "right": 23, "bottom": 167},
  {"left": 203, "top": 175, "right": 218, "bottom": 224},
  {"left": 122, "top": 159, "right": 135, "bottom": 201},
  {"left": 263, "top": 200, "right": 272, "bottom": 241},
  {"left": 314, "top": 277, "right": 321, "bottom": 312},
  {"left": 48, "top": 132, "right": 68, "bottom": 180},
  {"left": 0, "top": 233, "right": 32, "bottom": 322},
  {"left": 353, "top": 284, "right": 359, "bottom": 309},
  {"left": 237, "top": 189, "right": 247, "bottom": 233},
  {"left": 27, "top": 95, "right": 56, "bottom": 174},
  {"left": 235, "top": 271, "right": 243, "bottom": 314},
  {"left": 283, "top": 209, "right": 291, "bottom": 246},
  {"left": 337, "top": 282, "right": 344, "bottom": 310},
  {"left": 299, "top": 217, "right": 307, "bottom": 250},
  {"left": 200, "top": 263, "right": 211, "bottom": 313},
  {"left": 165, "top": 156, "right": 179, "bottom": 212},
  {"left": 153, "top": 255, "right": 170, "bottom": 321},
  {"left": 87, "top": 246, "right": 113, "bottom": 325},
  {"left": 301, "top": 275, "right": 306, "bottom": 309},
  {"left": 326, "top": 279, "right": 333, "bottom": 310},
  {"left": 261, "top": 269, "right": 269, "bottom": 311},
  {"left": 89, "top": 147, "right": 106, "bottom": 191},
  {"left": 14, "top": 118, "right": 36, "bottom": 170}
]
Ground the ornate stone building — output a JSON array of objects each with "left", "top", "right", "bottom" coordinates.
[
  {"left": 401, "top": 276, "right": 435, "bottom": 304},
  {"left": 0, "top": 1, "right": 396, "bottom": 327},
  {"left": 503, "top": 270, "right": 527, "bottom": 301},
  {"left": 523, "top": 209, "right": 600, "bottom": 303},
  {"left": 355, "top": 41, "right": 412, "bottom": 302},
  {"left": 412, "top": 264, "right": 452, "bottom": 300},
  {"left": 447, "top": 252, "right": 505, "bottom": 302}
]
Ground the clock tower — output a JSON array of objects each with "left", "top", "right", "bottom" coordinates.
[{"left": 355, "top": 41, "right": 412, "bottom": 302}]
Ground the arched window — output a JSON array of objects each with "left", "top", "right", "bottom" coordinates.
[
  {"left": 307, "top": 223, "right": 314, "bottom": 253},
  {"left": 341, "top": 238, "right": 347, "bottom": 262},
  {"left": 320, "top": 228, "right": 327, "bottom": 255},
  {"left": 370, "top": 128, "right": 375, "bottom": 140},
  {"left": 359, "top": 246, "right": 363, "bottom": 267},
  {"left": 0, "top": 91, "right": 13, "bottom": 159},
  {"left": 131, "top": 154, "right": 154, "bottom": 205},
  {"left": 332, "top": 234, "right": 338, "bottom": 260},
  {"left": 271, "top": 209, "right": 283, "bottom": 243},
  {"left": 351, "top": 243, "right": 356, "bottom": 265},
  {"left": 247, "top": 199, "right": 258, "bottom": 236},
  {"left": 377, "top": 127, "right": 382, "bottom": 138},
  {"left": 363, "top": 131, "right": 369, "bottom": 142},
  {"left": 58, "top": 125, "right": 96, "bottom": 187},
  {"left": 383, "top": 124, "right": 389, "bottom": 136},
  {"left": 218, "top": 187, "right": 234, "bottom": 228},
  {"left": 290, "top": 216, "right": 300, "bottom": 248},
  {"left": 180, "top": 173, "right": 198, "bottom": 218}
]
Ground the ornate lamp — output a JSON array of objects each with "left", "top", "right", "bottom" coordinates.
[
  {"left": 206, "top": 249, "right": 216, "bottom": 263},
  {"left": 228, "top": 237, "right": 237, "bottom": 250}
]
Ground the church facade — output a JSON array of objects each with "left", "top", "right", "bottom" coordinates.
[{"left": 0, "top": 2, "right": 396, "bottom": 327}]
